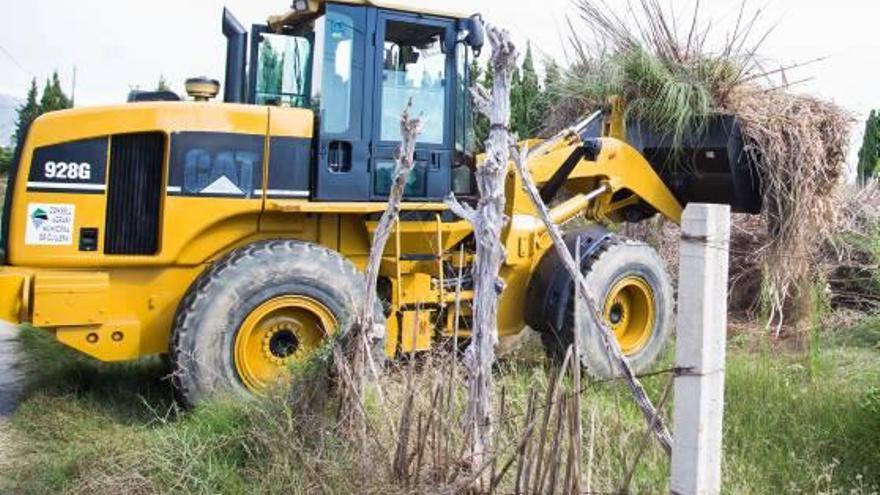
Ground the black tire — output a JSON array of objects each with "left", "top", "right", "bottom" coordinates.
[
  {"left": 170, "top": 239, "right": 386, "bottom": 407},
  {"left": 540, "top": 239, "right": 674, "bottom": 378}
]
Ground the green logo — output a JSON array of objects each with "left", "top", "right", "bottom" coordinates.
[{"left": 30, "top": 207, "right": 49, "bottom": 230}]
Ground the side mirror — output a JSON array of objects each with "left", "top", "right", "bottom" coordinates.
[{"left": 465, "top": 15, "right": 485, "bottom": 56}]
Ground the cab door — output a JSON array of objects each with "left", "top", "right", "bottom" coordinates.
[
  {"left": 312, "top": 3, "right": 373, "bottom": 201},
  {"left": 370, "top": 11, "right": 456, "bottom": 202}
]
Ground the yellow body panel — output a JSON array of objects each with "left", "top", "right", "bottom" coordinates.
[
  {"left": 0, "top": 269, "right": 29, "bottom": 323},
  {"left": 8, "top": 103, "right": 276, "bottom": 268},
  {"left": 1, "top": 99, "right": 682, "bottom": 364},
  {"left": 32, "top": 272, "right": 110, "bottom": 326},
  {"left": 270, "top": 200, "right": 448, "bottom": 214}
]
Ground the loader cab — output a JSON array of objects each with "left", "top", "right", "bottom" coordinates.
[{"left": 239, "top": 2, "right": 481, "bottom": 202}]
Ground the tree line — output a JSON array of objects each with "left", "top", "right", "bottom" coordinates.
[
  {"left": 471, "top": 43, "right": 561, "bottom": 149},
  {"left": 0, "top": 71, "right": 72, "bottom": 175},
  {"left": 3, "top": 61, "right": 877, "bottom": 184}
]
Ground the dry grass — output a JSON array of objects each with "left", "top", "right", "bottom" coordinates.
[
  {"left": 731, "top": 91, "right": 851, "bottom": 330},
  {"left": 555, "top": 0, "right": 852, "bottom": 329},
  {"left": 4, "top": 327, "right": 880, "bottom": 494},
  {"left": 624, "top": 184, "right": 880, "bottom": 325}
]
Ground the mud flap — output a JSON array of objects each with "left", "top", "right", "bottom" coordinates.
[{"left": 0, "top": 270, "right": 31, "bottom": 324}]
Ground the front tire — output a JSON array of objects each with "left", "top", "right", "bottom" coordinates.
[
  {"left": 537, "top": 237, "right": 674, "bottom": 378},
  {"left": 170, "top": 240, "right": 385, "bottom": 407}
]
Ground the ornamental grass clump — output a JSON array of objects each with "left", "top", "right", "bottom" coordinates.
[{"left": 554, "top": 0, "right": 852, "bottom": 329}]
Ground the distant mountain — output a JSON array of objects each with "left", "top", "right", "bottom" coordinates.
[{"left": 0, "top": 94, "right": 22, "bottom": 147}]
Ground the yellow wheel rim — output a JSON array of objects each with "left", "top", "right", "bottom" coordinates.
[
  {"left": 603, "top": 276, "right": 655, "bottom": 355},
  {"left": 234, "top": 295, "right": 336, "bottom": 392}
]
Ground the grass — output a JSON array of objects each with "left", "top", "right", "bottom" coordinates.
[
  {"left": 723, "top": 335, "right": 880, "bottom": 493},
  {"left": 555, "top": 0, "right": 756, "bottom": 150},
  {"left": 1, "top": 322, "right": 879, "bottom": 494},
  {"left": 558, "top": 47, "right": 728, "bottom": 150}
]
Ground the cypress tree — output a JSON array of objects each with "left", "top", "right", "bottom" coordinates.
[
  {"left": 471, "top": 58, "right": 494, "bottom": 150},
  {"left": 0, "top": 146, "right": 13, "bottom": 175},
  {"left": 13, "top": 78, "right": 40, "bottom": 145},
  {"left": 39, "top": 71, "right": 72, "bottom": 113},
  {"left": 858, "top": 110, "right": 880, "bottom": 183},
  {"left": 157, "top": 75, "right": 171, "bottom": 91},
  {"left": 511, "top": 43, "right": 542, "bottom": 138},
  {"left": 509, "top": 64, "right": 524, "bottom": 136},
  {"left": 536, "top": 59, "right": 561, "bottom": 130}
]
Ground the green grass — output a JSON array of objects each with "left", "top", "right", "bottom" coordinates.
[
  {"left": 723, "top": 341, "right": 880, "bottom": 493},
  {"left": 2, "top": 323, "right": 879, "bottom": 494},
  {"left": 559, "top": 48, "right": 727, "bottom": 150}
]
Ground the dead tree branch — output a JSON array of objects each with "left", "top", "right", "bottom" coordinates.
[
  {"left": 445, "top": 24, "right": 519, "bottom": 477},
  {"left": 363, "top": 100, "right": 424, "bottom": 329},
  {"left": 510, "top": 144, "right": 674, "bottom": 455},
  {"left": 340, "top": 100, "right": 423, "bottom": 434}
]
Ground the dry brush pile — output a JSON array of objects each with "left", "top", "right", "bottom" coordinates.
[{"left": 553, "top": 0, "right": 858, "bottom": 330}]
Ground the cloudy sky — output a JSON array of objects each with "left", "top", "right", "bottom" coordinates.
[{"left": 0, "top": 0, "right": 877, "bottom": 159}]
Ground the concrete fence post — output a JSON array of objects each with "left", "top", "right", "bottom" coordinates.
[{"left": 671, "top": 204, "right": 731, "bottom": 495}]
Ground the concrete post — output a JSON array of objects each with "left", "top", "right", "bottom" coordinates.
[{"left": 671, "top": 204, "right": 731, "bottom": 495}]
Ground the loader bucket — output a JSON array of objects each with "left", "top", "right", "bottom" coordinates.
[{"left": 627, "top": 115, "right": 763, "bottom": 214}]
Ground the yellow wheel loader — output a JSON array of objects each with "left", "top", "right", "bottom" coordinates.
[{"left": 0, "top": 0, "right": 760, "bottom": 406}]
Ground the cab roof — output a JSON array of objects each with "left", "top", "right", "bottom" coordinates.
[{"left": 268, "top": 0, "right": 469, "bottom": 32}]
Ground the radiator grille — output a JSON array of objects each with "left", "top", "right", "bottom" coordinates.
[{"left": 104, "top": 133, "right": 165, "bottom": 255}]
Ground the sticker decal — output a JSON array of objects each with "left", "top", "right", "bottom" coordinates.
[{"left": 25, "top": 203, "right": 75, "bottom": 246}]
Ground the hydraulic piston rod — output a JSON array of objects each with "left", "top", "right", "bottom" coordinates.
[{"left": 533, "top": 184, "right": 610, "bottom": 235}]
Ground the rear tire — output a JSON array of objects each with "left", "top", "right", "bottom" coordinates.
[
  {"left": 539, "top": 238, "right": 674, "bottom": 378},
  {"left": 170, "top": 240, "right": 386, "bottom": 407}
]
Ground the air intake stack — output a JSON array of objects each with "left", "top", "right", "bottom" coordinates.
[{"left": 222, "top": 8, "right": 247, "bottom": 103}]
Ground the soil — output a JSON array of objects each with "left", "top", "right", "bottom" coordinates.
[
  {"left": 0, "top": 324, "right": 22, "bottom": 417},
  {"left": 0, "top": 324, "right": 22, "bottom": 472}
]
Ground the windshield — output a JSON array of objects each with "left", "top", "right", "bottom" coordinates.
[{"left": 455, "top": 42, "right": 475, "bottom": 154}]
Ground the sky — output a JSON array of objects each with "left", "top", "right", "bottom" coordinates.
[{"left": 0, "top": 0, "right": 877, "bottom": 164}]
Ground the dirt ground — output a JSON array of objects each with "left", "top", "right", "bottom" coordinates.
[
  {"left": 0, "top": 324, "right": 22, "bottom": 416},
  {"left": 0, "top": 323, "right": 22, "bottom": 474}
]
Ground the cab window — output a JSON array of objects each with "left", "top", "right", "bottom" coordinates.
[
  {"left": 254, "top": 34, "right": 313, "bottom": 107},
  {"left": 379, "top": 21, "right": 448, "bottom": 144},
  {"left": 316, "top": 11, "right": 355, "bottom": 134},
  {"left": 453, "top": 42, "right": 476, "bottom": 195},
  {"left": 455, "top": 43, "right": 475, "bottom": 154}
]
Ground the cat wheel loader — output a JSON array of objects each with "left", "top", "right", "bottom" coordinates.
[{"left": 0, "top": 0, "right": 760, "bottom": 406}]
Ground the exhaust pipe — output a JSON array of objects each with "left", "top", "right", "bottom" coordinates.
[{"left": 222, "top": 8, "right": 247, "bottom": 103}]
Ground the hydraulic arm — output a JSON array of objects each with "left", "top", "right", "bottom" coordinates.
[{"left": 507, "top": 111, "right": 684, "bottom": 232}]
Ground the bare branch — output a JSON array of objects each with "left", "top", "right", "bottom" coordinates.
[
  {"left": 510, "top": 141, "right": 674, "bottom": 455},
  {"left": 340, "top": 99, "right": 423, "bottom": 439},
  {"left": 471, "top": 85, "right": 492, "bottom": 119},
  {"left": 462, "top": 23, "right": 519, "bottom": 482},
  {"left": 444, "top": 193, "right": 478, "bottom": 225}
]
